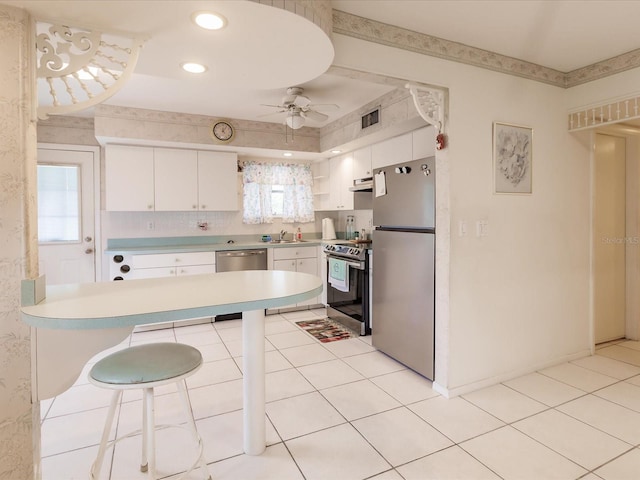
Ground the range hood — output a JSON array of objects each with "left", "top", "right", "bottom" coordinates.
[{"left": 349, "top": 177, "right": 373, "bottom": 192}]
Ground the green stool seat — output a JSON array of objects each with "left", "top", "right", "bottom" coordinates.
[
  {"left": 90, "top": 342, "right": 202, "bottom": 385},
  {"left": 88, "top": 341, "right": 211, "bottom": 480}
]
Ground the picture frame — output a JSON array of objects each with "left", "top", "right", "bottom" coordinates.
[{"left": 493, "top": 122, "right": 533, "bottom": 194}]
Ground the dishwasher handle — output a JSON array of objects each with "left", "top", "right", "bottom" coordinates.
[{"left": 217, "top": 249, "right": 266, "bottom": 257}]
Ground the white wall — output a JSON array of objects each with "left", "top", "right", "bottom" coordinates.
[{"left": 333, "top": 34, "right": 592, "bottom": 394}]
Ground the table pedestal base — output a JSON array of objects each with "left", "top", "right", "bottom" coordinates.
[{"left": 242, "top": 309, "right": 266, "bottom": 455}]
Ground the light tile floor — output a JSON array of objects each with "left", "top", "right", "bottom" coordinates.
[{"left": 40, "top": 309, "right": 640, "bottom": 480}]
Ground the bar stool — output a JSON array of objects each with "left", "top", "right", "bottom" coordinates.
[{"left": 88, "top": 342, "right": 212, "bottom": 480}]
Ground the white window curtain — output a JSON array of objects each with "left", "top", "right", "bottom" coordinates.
[{"left": 242, "top": 161, "right": 314, "bottom": 224}]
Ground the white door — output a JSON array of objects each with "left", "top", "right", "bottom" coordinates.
[{"left": 38, "top": 148, "right": 96, "bottom": 285}]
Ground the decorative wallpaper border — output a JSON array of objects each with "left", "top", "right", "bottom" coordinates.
[
  {"left": 333, "top": 10, "right": 640, "bottom": 89},
  {"left": 93, "top": 104, "right": 321, "bottom": 153}
]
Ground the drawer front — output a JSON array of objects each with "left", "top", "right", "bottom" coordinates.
[
  {"left": 128, "top": 266, "right": 176, "bottom": 279},
  {"left": 272, "top": 246, "right": 316, "bottom": 261},
  {"left": 132, "top": 251, "right": 215, "bottom": 268},
  {"left": 176, "top": 264, "right": 217, "bottom": 276}
]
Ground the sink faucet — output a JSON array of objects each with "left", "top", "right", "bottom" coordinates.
[{"left": 279, "top": 230, "right": 287, "bottom": 241}]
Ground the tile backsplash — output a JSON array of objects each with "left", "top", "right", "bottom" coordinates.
[{"left": 102, "top": 209, "right": 373, "bottom": 242}]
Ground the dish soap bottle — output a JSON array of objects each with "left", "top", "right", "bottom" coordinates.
[{"left": 296, "top": 227, "right": 302, "bottom": 241}]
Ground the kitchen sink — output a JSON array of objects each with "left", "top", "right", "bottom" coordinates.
[{"left": 270, "top": 239, "right": 307, "bottom": 243}]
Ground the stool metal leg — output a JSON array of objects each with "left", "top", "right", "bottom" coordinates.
[
  {"left": 141, "top": 388, "right": 148, "bottom": 473},
  {"left": 177, "top": 379, "right": 212, "bottom": 480},
  {"left": 143, "top": 387, "right": 157, "bottom": 479},
  {"left": 91, "top": 389, "right": 122, "bottom": 480}
]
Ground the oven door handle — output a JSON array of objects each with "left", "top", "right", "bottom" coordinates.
[
  {"left": 345, "top": 261, "right": 364, "bottom": 269},
  {"left": 327, "top": 258, "right": 364, "bottom": 270}
]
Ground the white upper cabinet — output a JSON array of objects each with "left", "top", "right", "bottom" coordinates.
[
  {"left": 412, "top": 125, "right": 436, "bottom": 159},
  {"left": 105, "top": 145, "right": 238, "bottom": 212},
  {"left": 352, "top": 146, "right": 372, "bottom": 180},
  {"left": 105, "top": 145, "right": 155, "bottom": 211},
  {"left": 328, "top": 153, "right": 354, "bottom": 210},
  {"left": 371, "top": 132, "right": 412, "bottom": 169},
  {"left": 154, "top": 148, "right": 198, "bottom": 211},
  {"left": 198, "top": 151, "right": 238, "bottom": 211}
]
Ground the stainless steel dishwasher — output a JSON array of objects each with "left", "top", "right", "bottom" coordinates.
[
  {"left": 215, "top": 249, "right": 268, "bottom": 320},
  {"left": 215, "top": 249, "right": 267, "bottom": 272}
]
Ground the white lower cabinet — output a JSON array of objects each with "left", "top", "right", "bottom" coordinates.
[
  {"left": 129, "top": 251, "right": 216, "bottom": 330},
  {"left": 269, "top": 246, "right": 321, "bottom": 311}
]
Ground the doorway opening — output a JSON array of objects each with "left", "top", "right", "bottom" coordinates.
[{"left": 592, "top": 128, "right": 640, "bottom": 345}]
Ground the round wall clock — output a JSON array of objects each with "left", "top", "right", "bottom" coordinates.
[{"left": 211, "top": 121, "right": 235, "bottom": 143}]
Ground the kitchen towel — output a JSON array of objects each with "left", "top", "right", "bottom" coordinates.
[{"left": 328, "top": 257, "right": 349, "bottom": 292}]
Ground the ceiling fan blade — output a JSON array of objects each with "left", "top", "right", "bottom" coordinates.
[
  {"left": 306, "top": 103, "right": 339, "bottom": 111},
  {"left": 260, "top": 103, "right": 286, "bottom": 108},
  {"left": 301, "top": 110, "right": 328, "bottom": 122},
  {"left": 293, "top": 95, "right": 311, "bottom": 107}
]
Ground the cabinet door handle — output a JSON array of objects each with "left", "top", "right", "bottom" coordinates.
[
  {"left": 148, "top": 204, "right": 153, "bottom": 209},
  {"left": 192, "top": 205, "right": 197, "bottom": 209},
  {"left": 201, "top": 205, "right": 206, "bottom": 209}
]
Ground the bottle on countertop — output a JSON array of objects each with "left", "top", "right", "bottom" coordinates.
[
  {"left": 346, "top": 215, "right": 355, "bottom": 240},
  {"left": 296, "top": 227, "right": 302, "bottom": 241}
]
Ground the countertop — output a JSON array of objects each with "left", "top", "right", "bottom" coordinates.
[{"left": 105, "top": 237, "right": 323, "bottom": 255}]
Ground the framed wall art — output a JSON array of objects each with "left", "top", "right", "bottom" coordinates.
[{"left": 493, "top": 122, "right": 533, "bottom": 194}]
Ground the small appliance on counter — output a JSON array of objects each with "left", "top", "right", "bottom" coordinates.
[{"left": 322, "top": 217, "right": 336, "bottom": 240}]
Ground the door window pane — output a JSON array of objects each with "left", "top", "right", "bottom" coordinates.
[{"left": 37, "top": 164, "right": 81, "bottom": 242}]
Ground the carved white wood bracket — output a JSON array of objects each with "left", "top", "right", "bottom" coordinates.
[
  {"left": 36, "top": 21, "right": 144, "bottom": 120},
  {"left": 406, "top": 83, "right": 446, "bottom": 131}
]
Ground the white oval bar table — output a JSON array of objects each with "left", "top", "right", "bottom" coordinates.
[{"left": 22, "top": 270, "right": 323, "bottom": 455}]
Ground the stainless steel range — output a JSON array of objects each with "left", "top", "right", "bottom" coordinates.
[{"left": 323, "top": 242, "right": 371, "bottom": 336}]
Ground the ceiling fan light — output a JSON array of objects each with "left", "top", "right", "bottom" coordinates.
[
  {"left": 193, "top": 12, "right": 227, "bottom": 30},
  {"left": 286, "top": 113, "right": 305, "bottom": 129}
]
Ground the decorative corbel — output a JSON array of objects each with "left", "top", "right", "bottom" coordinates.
[
  {"left": 36, "top": 20, "right": 145, "bottom": 120},
  {"left": 406, "top": 83, "right": 447, "bottom": 150}
]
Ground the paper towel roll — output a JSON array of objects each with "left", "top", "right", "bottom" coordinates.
[{"left": 322, "top": 218, "right": 336, "bottom": 240}]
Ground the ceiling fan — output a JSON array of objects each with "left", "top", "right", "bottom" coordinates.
[{"left": 259, "top": 86, "right": 339, "bottom": 129}]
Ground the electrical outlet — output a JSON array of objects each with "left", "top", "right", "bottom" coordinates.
[{"left": 146, "top": 221, "right": 154, "bottom": 230}]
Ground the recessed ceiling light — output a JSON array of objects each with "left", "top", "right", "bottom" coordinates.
[
  {"left": 181, "top": 62, "right": 207, "bottom": 74},
  {"left": 331, "top": 150, "right": 342, "bottom": 154},
  {"left": 193, "top": 12, "right": 227, "bottom": 30},
  {"left": 283, "top": 152, "right": 293, "bottom": 157}
]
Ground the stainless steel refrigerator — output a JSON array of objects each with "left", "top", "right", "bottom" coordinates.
[{"left": 372, "top": 157, "right": 435, "bottom": 379}]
